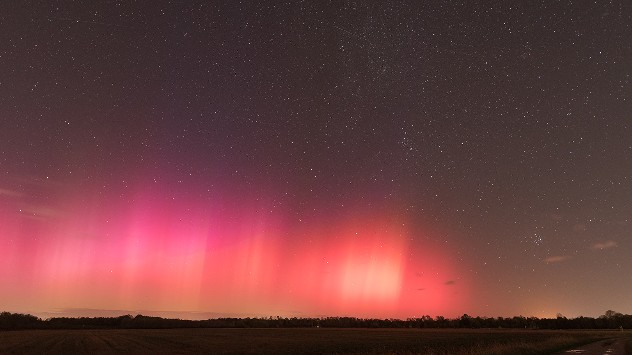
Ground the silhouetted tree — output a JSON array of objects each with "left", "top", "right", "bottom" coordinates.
[{"left": 0, "top": 312, "right": 41, "bottom": 330}]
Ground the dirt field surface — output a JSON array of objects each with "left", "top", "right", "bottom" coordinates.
[
  {"left": 557, "top": 337, "right": 627, "bottom": 355},
  {"left": 0, "top": 328, "right": 629, "bottom": 354}
]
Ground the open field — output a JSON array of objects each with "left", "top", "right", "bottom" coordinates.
[{"left": 0, "top": 328, "right": 630, "bottom": 354}]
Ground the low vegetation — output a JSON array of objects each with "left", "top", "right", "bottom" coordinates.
[{"left": 1, "top": 310, "right": 632, "bottom": 330}]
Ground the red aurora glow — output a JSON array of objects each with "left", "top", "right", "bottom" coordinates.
[{"left": 1, "top": 181, "right": 468, "bottom": 319}]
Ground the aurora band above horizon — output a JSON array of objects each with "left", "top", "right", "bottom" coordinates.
[{"left": 0, "top": 180, "right": 467, "bottom": 320}]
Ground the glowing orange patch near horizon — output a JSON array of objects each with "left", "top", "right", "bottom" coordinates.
[
  {"left": 274, "top": 216, "right": 469, "bottom": 318},
  {"left": 328, "top": 224, "right": 407, "bottom": 309}
]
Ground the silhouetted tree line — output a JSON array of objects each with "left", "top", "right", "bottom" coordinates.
[{"left": 1, "top": 310, "right": 631, "bottom": 330}]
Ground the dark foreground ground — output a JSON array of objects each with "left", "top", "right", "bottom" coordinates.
[
  {"left": 0, "top": 328, "right": 630, "bottom": 354},
  {"left": 556, "top": 337, "right": 627, "bottom": 355}
]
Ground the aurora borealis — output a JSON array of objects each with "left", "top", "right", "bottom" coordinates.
[
  {"left": 1, "top": 2, "right": 631, "bottom": 320},
  {"left": 2, "top": 176, "right": 465, "bottom": 319}
]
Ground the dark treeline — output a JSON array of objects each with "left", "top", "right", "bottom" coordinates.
[{"left": 1, "top": 310, "right": 631, "bottom": 330}]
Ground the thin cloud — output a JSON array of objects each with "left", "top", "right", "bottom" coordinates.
[
  {"left": 545, "top": 255, "right": 571, "bottom": 263},
  {"left": 20, "top": 205, "right": 63, "bottom": 220},
  {"left": 0, "top": 188, "right": 22, "bottom": 197},
  {"left": 592, "top": 240, "right": 617, "bottom": 250}
]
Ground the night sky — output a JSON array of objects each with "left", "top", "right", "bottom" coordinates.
[{"left": 1, "top": 1, "right": 631, "bottom": 320}]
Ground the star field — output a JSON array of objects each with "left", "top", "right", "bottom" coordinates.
[{"left": 1, "top": 1, "right": 631, "bottom": 319}]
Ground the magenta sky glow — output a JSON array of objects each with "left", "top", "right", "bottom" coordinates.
[{"left": 1, "top": 179, "right": 466, "bottom": 319}]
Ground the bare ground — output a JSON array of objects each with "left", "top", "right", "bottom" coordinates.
[{"left": 0, "top": 328, "right": 629, "bottom": 354}]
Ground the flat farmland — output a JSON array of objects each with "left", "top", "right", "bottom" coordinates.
[{"left": 0, "top": 328, "right": 629, "bottom": 354}]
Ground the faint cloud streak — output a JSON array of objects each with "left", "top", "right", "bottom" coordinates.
[
  {"left": 592, "top": 240, "right": 617, "bottom": 250},
  {"left": 0, "top": 188, "right": 23, "bottom": 198},
  {"left": 545, "top": 255, "right": 571, "bottom": 263}
]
